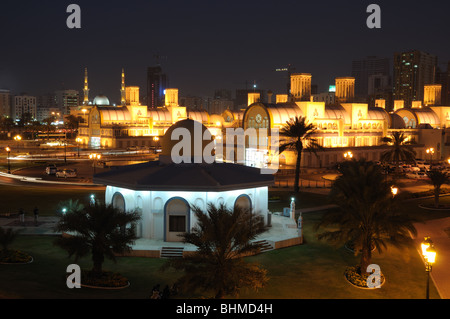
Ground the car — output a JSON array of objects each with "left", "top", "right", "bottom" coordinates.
[
  {"left": 406, "top": 171, "right": 429, "bottom": 179},
  {"left": 96, "top": 161, "right": 107, "bottom": 168},
  {"left": 55, "top": 169, "right": 77, "bottom": 178},
  {"left": 400, "top": 165, "right": 411, "bottom": 172},
  {"left": 401, "top": 165, "right": 420, "bottom": 173},
  {"left": 416, "top": 161, "right": 431, "bottom": 170},
  {"left": 45, "top": 164, "right": 57, "bottom": 175}
]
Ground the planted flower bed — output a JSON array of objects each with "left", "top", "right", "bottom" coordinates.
[
  {"left": 80, "top": 270, "right": 130, "bottom": 289},
  {"left": 344, "top": 265, "right": 385, "bottom": 289},
  {"left": 0, "top": 249, "right": 33, "bottom": 264}
]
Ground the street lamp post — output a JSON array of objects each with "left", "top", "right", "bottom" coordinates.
[
  {"left": 90, "top": 194, "right": 96, "bottom": 206},
  {"left": 76, "top": 137, "right": 82, "bottom": 157},
  {"left": 14, "top": 135, "right": 22, "bottom": 149},
  {"left": 64, "top": 138, "right": 67, "bottom": 163},
  {"left": 421, "top": 236, "right": 437, "bottom": 299},
  {"left": 290, "top": 197, "right": 295, "bottom": 220},
  {"left": 153, "top": 136, "right": 160, "bottom": 154},
  {"left": 89, "top": 153, "right": 101, "bottom": 175},
  {"left": 343, "top": 151, "right": 353, "bottom": 160},
  {"left": 5, "top": 146, "right": 10, "bottom": 174},
  {"left": 426, "top": 148, "right": 434, "bottom": 165}
]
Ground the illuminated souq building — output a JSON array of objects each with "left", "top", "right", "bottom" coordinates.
[{"left": 73, "top": 69, "right": 450, "bottom": 169}]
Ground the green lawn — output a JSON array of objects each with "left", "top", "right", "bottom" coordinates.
[
  {"left": 241, "top": 209, "right": 441, "bottom": 299},
  {"left": 0, "top": 186, "right": 445, "bottom": 299},
  {"left": 0, "top": 228, "right": 440, "bottom": 299},
  {"left": 0, "top": 185, "right": 105, "bottom": 216}
]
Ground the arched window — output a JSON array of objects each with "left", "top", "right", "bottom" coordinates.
[
  {"left": 234, "top": 194, "right": 252, "bottom": 212},
  {"left": 112, "top": 192, "right": 125, "bottom": 212},
  {"left": 112, "top": 192, "right": 127, "bottom": 233}
]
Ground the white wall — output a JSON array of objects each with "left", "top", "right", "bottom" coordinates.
[{"left": 105, "top": 185, "right": 269, "bottom": 241}]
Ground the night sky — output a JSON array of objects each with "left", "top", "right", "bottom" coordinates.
[{"left": 1, "top": 0, "right": 450, "bottom": 104}]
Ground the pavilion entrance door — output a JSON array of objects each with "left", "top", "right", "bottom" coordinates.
[{"left": 165, "top": 198, "right": 189, "bottom": 242}]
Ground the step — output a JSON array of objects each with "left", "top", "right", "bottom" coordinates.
[
  {"left": 253, "top": 240, "right": 274, "bottom": 253},
  {"left": 160, "top": 246, "right": 184, "bottom": 258}
]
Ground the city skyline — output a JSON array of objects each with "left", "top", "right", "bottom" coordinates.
[{"left": 2, "top": 1, "right": 450, "bottom": 103}]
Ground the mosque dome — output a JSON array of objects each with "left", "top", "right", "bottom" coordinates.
[
  {"left": 160, "top": 118, "right": 214, "bottom": 164},
  {"left": 93, "top": 95, "right": 110, "bottom": 106}
]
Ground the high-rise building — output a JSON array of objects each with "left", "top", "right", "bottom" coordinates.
[
  {"left": 436, "top": 62, "right": 450, "bottom": 106},
  {"left": 393, "top": 50, "right": 437, "bottom": 108},
  {"left": 352, "top": 56, "right": 390, "bottom": 99},
  {"left": 210, "top": 89, "right": 234, "bottom": 113},
  {"left": 0, "top": 89, "right": 11, "bottom": 117},
  {"left": 36, "top": 93, "right": 57, "bottom": 122},
  {"left": 179, "top": 95, "right": 206, "bottom": 110},
  {"left": 55, "top": 89, "right": 80, "bottom": 115},
  {"left": 13, "top": 95, "right": 37, "bottom": 121},
  {"left": 214, "top": 89, "right": 232, "bottom": 101},
  {"left": 147, "top": 66, "right": 167, "bottom": 108}
]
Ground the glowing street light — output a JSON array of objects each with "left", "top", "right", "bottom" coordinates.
[
  {"left": 391, "top": 186, "right": 398, "bottom": 196},
  {"left": 421, "top": 236, "right": 437, "bottom": 299},
  {"left": 344, "top": 151, "right": 353, "bottom": 159}
]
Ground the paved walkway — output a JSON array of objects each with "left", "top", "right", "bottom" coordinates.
[
  {"left": 0, "top": 216, "right": 60, "bottom": 235},
  {"left": 414, "top": 217, "right": 450, "bottom": 299},
  {"left": 0, "top": 214, "right": 301, "bottom": 251}
]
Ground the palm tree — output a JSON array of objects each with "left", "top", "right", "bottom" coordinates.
[
  {"left": 54, "top": 202, "right": 140, "bottom": 275},
  {"left": 163, "top": 203, "right": 269, "bottom": 299},
  {"left": 42, "top": 116, "right": 56, "bottom": 140},
  {"left": 64, "top": 114, "right": 80, "bottom": 130},
  {"left": 0, "top": 116, "right": 15, "bottom": 135},
  {"left": 380, "top": 131, "right": 416, "bottom": 177},
  {"left": 279, "top": 116, "right": 322, "bottom": 192},
  {"left": 316, "top": 159, "right": 417, "bottom": 276},
  {"left": 426, "top": 169, "right": 449, "bottom": 208}
]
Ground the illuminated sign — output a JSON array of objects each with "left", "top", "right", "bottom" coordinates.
[{"left": 329, "top": 85, "right": 336, "bottom": 92}]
